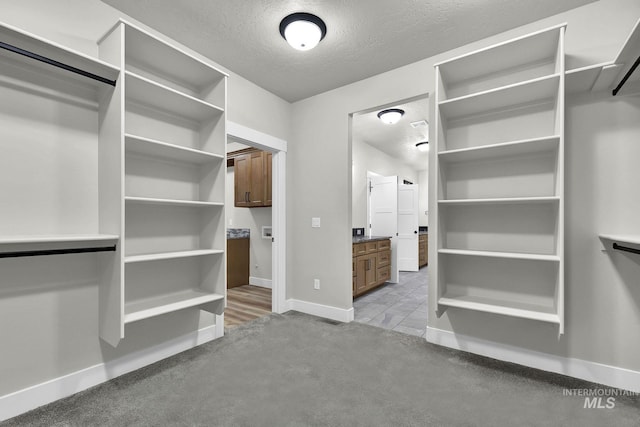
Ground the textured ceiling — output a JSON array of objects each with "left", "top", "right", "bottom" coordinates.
[
  {"left": 101, "top": 0, "right": 596, "bottom": 102},
  {"left": 352, "top": 97, "right": 429, "bottom": 171}
]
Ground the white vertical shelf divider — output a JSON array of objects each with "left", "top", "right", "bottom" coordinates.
[
  {"left": 98, "top": 20, "right": 228, "bottom": 346},
  {"left": 433, "top": 24, "right": 566, "bottom": 334}
]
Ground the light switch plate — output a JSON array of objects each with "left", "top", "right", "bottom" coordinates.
[{"left": 312, "top": 217, "right": 321, "bottom": 228}]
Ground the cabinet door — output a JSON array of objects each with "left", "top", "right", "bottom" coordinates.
[
  {"left": 248, "top": 151, "right": 265, "bottom": 206},
  {"left": 354, "top": 255, "right": 369, "bottom": 295},
  {"left": 265, "top": 152, "right": 272, "bottom": 206},
  {"left": 234, "top": 153, "right": 251, "bottom": 207},
  {"left": 354, "top": 254, "right": 377, "bottom": 296},
  {"left": 364, "top": 254, "right": 378, "bottom": 289}
]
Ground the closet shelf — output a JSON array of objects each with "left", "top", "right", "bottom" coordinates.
[
  {"left": 438, "top": 295, "right": 560, "bottom": 324},
  {"left": 438, "top": 248, "right": 559, "bottom": 262},
  {"left": 0, "top": 21, "right": 119, "bottom": 88},
  {"left": 611, "top": 18, "right": 640, "bottom": 96},
  {"left": 599, "top": 234, "right": 640, "bottom": 255},
  {"left": 108, "top": 19, "right": 228, "bottom": 90},
  {"left": 434, "top": 24, "right": 564, "bottom": 91},
  {"left": 125, "top": 249, "right": 223, "bottom": 264},
  {"left": 125, "top": 134, "right": 224, "bottom": 164},
  {"left": 125, "top": 71, "right": 224, "bottom": 122},
  {"left": 438, "top": 136, "right": 559, "bottom": 163},
  {"left": 125, "top": 196, "right": 224, "bottom": 207},
  {"left": 0, "top": 234, "right": 119, "bottom": 245},
  {"left": 124, "top": 289, "right": 224, "bottom": 324},
  {"left": 438, "top": 196, "right": 560, "bottom": 206},
  {"left": 565, "top": 62, "right": 621, "bottom": 94},
  {"left": 438, "top": 74, "right": 560, "bottom": 120}
]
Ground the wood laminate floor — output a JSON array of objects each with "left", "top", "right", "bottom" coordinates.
[{"left": 225, "top": 285, "right": 272, "bottom": 328}]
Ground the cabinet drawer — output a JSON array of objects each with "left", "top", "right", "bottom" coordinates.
[
  {"left": 377, "top": 250, "right": 391, "bottom": 267},
  {"left": 365, "top": 242, "right": 378, "bottom": 254},
  {"left": 377, "top": 239, "right": 391, "bottom": 251},
  {"left": 353, "top": 243, "right": 366, "bottom": 257},
  {"left": 377, "top": 266, "right": 390, "bottom": 283}
]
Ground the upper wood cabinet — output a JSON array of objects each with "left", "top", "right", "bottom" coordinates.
[{"left": 229, "top": 148, "right": 272, "bottom": 208}]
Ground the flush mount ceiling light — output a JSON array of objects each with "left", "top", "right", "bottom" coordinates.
[
  {"left": 279, "top": 12, "right": 327, "bottom": 51},
  {"left": 377, "top": 108, "right": 405, "bottom": 125},
  {"left": 415, "top": 141, "right": 429, "bottom": 152}
]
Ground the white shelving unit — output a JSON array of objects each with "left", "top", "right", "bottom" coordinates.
[
  {"left": 98, "top": 20, "right": 228, "bottom": 346},
  {"left": 0, "top": 22, "right": 120, "bottom": 254},
  {"left": 434, "top": 24, "right": 566, "bottom": 333}
]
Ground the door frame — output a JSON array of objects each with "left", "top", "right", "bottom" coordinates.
[{"left": 226, "top": 121, "right": 288, "bottom": 315}]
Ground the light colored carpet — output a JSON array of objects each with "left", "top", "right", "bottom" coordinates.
[{"left": 4, "top": 311, "right": 639, "bottom": 426}]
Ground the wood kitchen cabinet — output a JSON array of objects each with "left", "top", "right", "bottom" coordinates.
[
  {"left": 230, "top": 148, "right": 272, "bottom": 208},
  {"left": 419, "top": 233, "right": 428, "bottom": 267},
  {"left": 352, "top": 238, "right": 391, "bottom": 297}
]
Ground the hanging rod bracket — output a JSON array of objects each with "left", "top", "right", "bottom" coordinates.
[{"left": 0, "top": 41, "right": 117, "bottom": 87}]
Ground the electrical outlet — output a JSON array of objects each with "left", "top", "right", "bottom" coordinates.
[
  {"left": 312, "top": 217, "right": 321, "bottom": 228},
  {"left": 314, "top": 279, "right": 320, "bottom": 290}
]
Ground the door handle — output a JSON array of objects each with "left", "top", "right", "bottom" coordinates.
[{"left": 414, "top": 230, "right": 418, "bottom": 234}]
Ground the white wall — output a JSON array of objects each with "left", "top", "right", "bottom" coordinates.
[
  {"left": 287, "top": 0, "right": 640, "bottom": 382},
  {"left": 351, "top": 138, "right": 419, "bottom": 229},
  {"left": 0, "top": 0, "right": 289, "bottom": 401}
]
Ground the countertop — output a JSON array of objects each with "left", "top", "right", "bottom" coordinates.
[
  {"left": 352, "top": 235, "right": 392, "bottom": 244},
  {"left": 227, "top": 228, "right": 250, "bottom": 239}
]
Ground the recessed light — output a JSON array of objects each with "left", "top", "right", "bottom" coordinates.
[
  {"left": 377, "top": 108, "right": 405, "bottom": 125},
  {"left": 279, "top": 12, "right": 327, "bottom": 51}
]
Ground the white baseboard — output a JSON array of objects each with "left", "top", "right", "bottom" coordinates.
[
  {"left": 286, "top": 299, "right": 354, "bottom": 323},
  {"left": 426, "top": 327, "right": 640, "bottom": 393},
  {"left": 0, "top": 324, "right": 224, "bottom": 422},
  {"left": 249, "top": 276, "right": 272, "bottom": 289}
]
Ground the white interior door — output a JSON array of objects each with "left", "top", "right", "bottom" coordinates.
[
  {"left": 370, "top": 175, "right": 399, "bottom": 283},
  {"left": 398, "top": 184, "right": 419, "bottom": 271}
]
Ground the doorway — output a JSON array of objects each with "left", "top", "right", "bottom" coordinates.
[
  {"left": 224, "top": 121, "right": 287, "bottom": 329},
  {"left": 350, "top": 94, "right": 429, "bottom": 337}
]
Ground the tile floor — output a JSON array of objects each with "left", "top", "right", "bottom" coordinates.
[{"left": 353, "top": 266, "right": 428, "bottom": 338}]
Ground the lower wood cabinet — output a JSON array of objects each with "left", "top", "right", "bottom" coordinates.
[
  {"left": 353, "top": 238, "right": 391, "bottom": 297},
  {"left": 419, "top": 233, "right": 428, "bottom": 267},
  {"left": 227, "top": 237, "right": 249, "bottom": 288}
]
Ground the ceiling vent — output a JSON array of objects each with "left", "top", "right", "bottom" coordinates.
[{"left": 410, "top": 120, "right": 428, "bottom": 128}]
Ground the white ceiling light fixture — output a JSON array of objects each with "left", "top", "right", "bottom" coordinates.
[
  {"left": 415, "top": 141, "right": 429, "bottom": 152},
  {"left": 377, "top": 108, "right": 405, "bottom": 125},
  {"left": 279, "top": 12, "right": 327, "bottom": 51}
]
